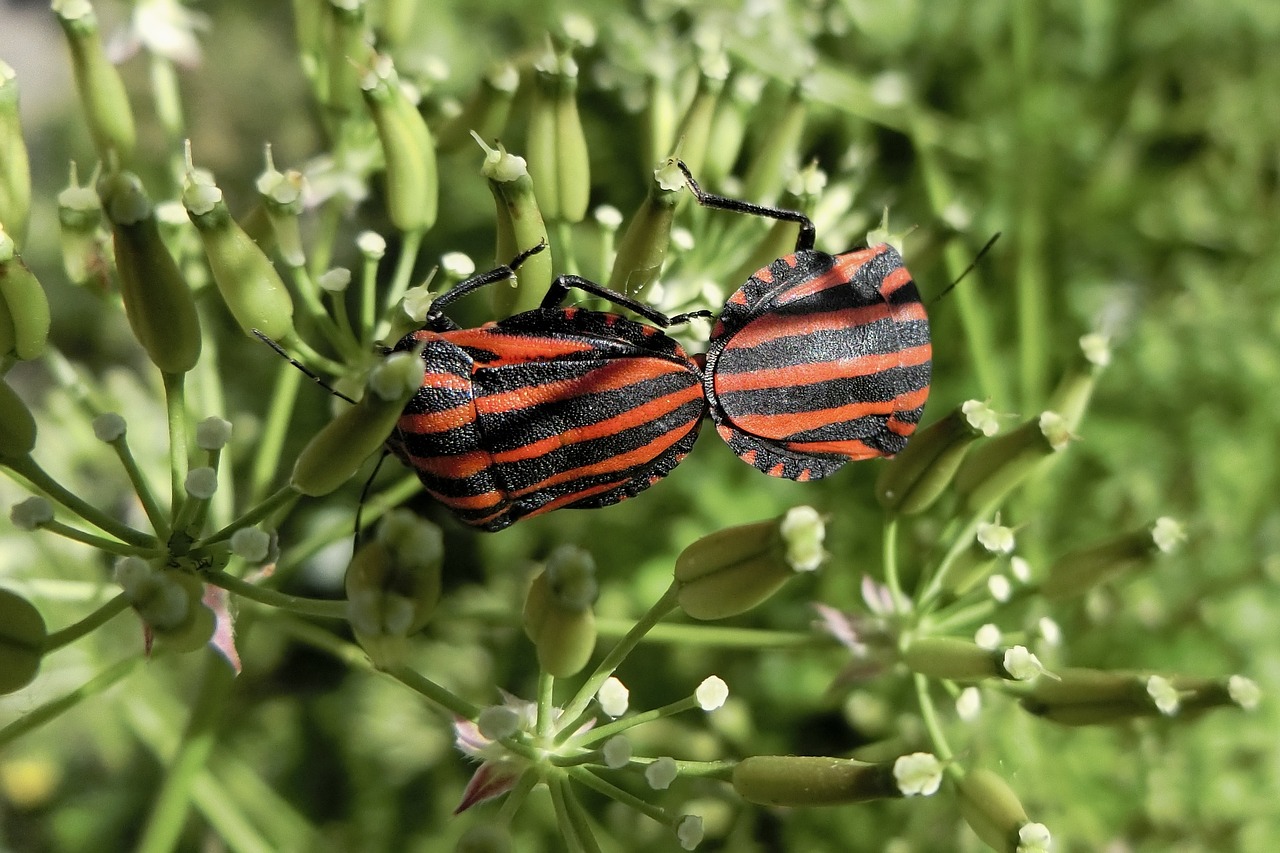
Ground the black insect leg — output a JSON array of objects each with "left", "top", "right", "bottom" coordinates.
[{"left": 675, "top": 160, "right": 816, "bottom": 253}]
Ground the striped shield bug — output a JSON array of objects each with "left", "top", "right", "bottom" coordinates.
[
  {"left": 386, "top": 244, "right": 711, "bottom": 531},
  {"left": 677, "top": 161, "right": 930, "bottom": 481}
]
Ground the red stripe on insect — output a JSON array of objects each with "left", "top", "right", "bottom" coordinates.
[
  {"left": 521, "top": 478, "right": 632, "bottom": 518},
  {"left": 732, "top": 400, "right": 896, "bottom": 439},
  {"left": 493, "top": 385, "right": 703, "bottom": 464},
  {"left": 405, "top": 449, "right": 494, "bottom": 480},
  {"left": 769, "top": 248, "right": 880, "bottom": 305},
  {"left": 421, "top": 371, "right": 473, "bottom": 393},
  {"left": 721, "top": 303, "right": 891, "bottom": 351},
  {"left": 714, "top": 344, "right": 933, "bottom": 393},
  {"left": 783, "top": 437, "right": 882, "bottom": 459},
  {"left": 879, "top": 265, "right": 914, "bottom": 298},
  {"left": 400, "top": 402, "right": 476, "bottom": 435},
  {"left": 512, "top": 424, "right": 694, "bottom": 497},
  {"left": 475, "top": 360, "right": 690, "bottom": 416}
]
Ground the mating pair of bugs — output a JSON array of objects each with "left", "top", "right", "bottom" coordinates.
[{"left": 381, "top": 163, "right": 931, "bottom": 531}]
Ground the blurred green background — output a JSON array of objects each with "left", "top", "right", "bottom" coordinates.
[{"left": 2, "top": 0, "right": 1279, "bottom": 850}]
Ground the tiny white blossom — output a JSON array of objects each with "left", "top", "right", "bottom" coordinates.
[
  {"left": 1003, "top": 646, "right": 1047, "bottom": 681},
  {"left": 195, "top": 417, "right": 233, "bottom": 450},
  {"left": 1038, "top": 411, "right": 1071, "bottom": 452},
  {"left": 695, "top": 676, "right": 729, "bottom": 711},
  {"left": 230, "top": 528, "right": 271, "bottom": 563},
  {"left": 1010, "top": 556, "right": 1032, "bottom": 583},
  {"left": 593, "top": 205, "right": 623, "bottom": 229},
  {"left": 1017, "top": 822, "right": 1052, "bottom": 853},
  {"left": 1037, "top": 616, "right": 1062, "bottom": 647},
  {"left": 676, "top": 814, "right": 704, "bottom": 851},
  {"left": 92, "top": 413, "right": 127, "bottom": 442},
  {"left": 956, "top": 687, "right": 982, "bottom": 722},
  {"left": 318, "top": 268, "right": 351, "bottom": 293},
  {"left": 184, "top": 467, "right": 218, "bottom": 500},
  {"left": 974, "top": 623, "right": 1003, "bottom": 650},
  {"left": 477, "top": 705, "right": 521, "bottom": 741},
  {"left": 962, "top": 400, "right": 1000, "bottom": 436},
  {"left": 1079, "top": 332, "right": 1111, "bottom": 367},
  {"left": 1228, "top": 675, "right": 1261, "bottom": 711},
  {"left": 1151, "top": 517, "right": 1186, "bottom": 554},
  {"left": 597, "top": 677, "right": 630, "bottom": 718},
  {"left": 357, "top": 231, "right": 386, "bottom": 259},
  {"left": 1147, "top": 675, "right": 1180, "bottom": 716},
  {"left": 602, "top": 735, "right": 631, "bottom": 769},
  {"left": 870, "top": 71, "right": 909, "bottom": 106},
  {"left": 645, "top": 756, "right": 678, "bottom": 790},
  {"left": 976, "top": 521, "right": 1015, "bottom": 554},
  {"left": 893, "top": 752, "right": 942, "bottom": 797},
  {"left": 401, "top": 284, "right": 435, "bottom": 322},
  {"left": 670, "top": 227, "right": 695, "bottom": 252},
  {"left": 780, "top": 506, "right": 826, "bottom": 572},
  {"left": 988, "top": 574, "right": 1012, "bottom": 602},
  {"left": 10, "top": 497, "right": 54, "bottom": 531},
  {"left": 440, "top": 252, "right": 475, "bottom": 278}
]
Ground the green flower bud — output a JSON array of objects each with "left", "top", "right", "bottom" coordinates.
[
  {"left": 742, "top": 81, "right": 807, "bottom": 204},
  {"left": 0, "top": 377, "right": 37, "bottom": 460},
  {"left": 53, "top": 0, "right": 137, "bottom": 162},
  {"left": 607, "top": 160, "right": 683, "bottom": 298},
  {"left": 58, "top": 163, "right": 107, "bottom": 286},
  {"left": 670, "top": 54, "right": 728, "bottom": 181},
  {"left": 902, "top": 637, "right": 1007, "bottom": 681},
  {"left": 956, "top": 769, "right": 1032, "bottom": 853},
  {"left": 703, "top": 72, "right": 763, "bottom": 186},
  {"left": 0, "top": 62, "right": 32, "bottom": 247},
  {"left": 952, "top": 411, "right": 1070, "bottom": 514},
  {"left": 474, "top": 135, "right": 553, "bottom": 315},
  {"left": 98, "top": 171, "right": 202, "bottom": 374},
  {"left": 1049, "top": 333, "right": 1111, "bottom": 432},
  {"left": 526, "top": 45, "right": 590, "bottom": 223},
  {"left": 255, "top": 148, "right": 308, "bottom": 268},
  {"left": 876, "top": 402, "right": 992, "bottom": 514},
  {"left": 437, "top": 62, "right": 519, "bottom": 153},
  {"left": 345, "top": 509, "right": 443, "bottom": 661},
  {"left": 0, "top": 227, "right": 50, "bottom": 360},
  {"left": 362, "top": 55, "right": 439, "bottom": 233},
  {"left": 1040, "top": 518, "right": 1183, "bottom": 600},
  {"left": 0, "top": 588, "right": 46, "bottom": 694},
  {"left": 732, "top": 755, "right": 902, "bottom": 806},
  {"left": 124, "top": 566, "right": 211, "bottom": 651},
  {"left": 183, "top": 164, "right": 295, "bottom": 342},
  {"left": 675, "top": 507, "right": 825, "bottom": 620},
  {"left": 291, "top": 351, "right": 425, "bottom": 496},
  {"left": 522, "top": 546, "right": 598, "bottom": 677}
]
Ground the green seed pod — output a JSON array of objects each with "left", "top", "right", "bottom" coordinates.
[
  {"left": 876, "top": 401, "right": 993, "bottom": 515},
  {"left": 0, "top": 588, "right": 45, "bottom": 694},
  {"left": 952, "top": 412, "right": 1070, "bottom": 514},
  {"left": 732, "top": 755, "right": 899, "bottom": 807},
  {"left": 291, "top": 351, "right": 425, "bottom": 496},
  {"left": 58, "top": 164, "right": 107, "bottom": 286},
  {"left": 607, "top": 160, "right": 683, "bottom": 299},
  {"left": 0, "top": 62, "right": 32, "bottom": 247},
  {"left": 522, "top": 546, "right": 598, "bottom": 677},
  {"left": 474, "top": 135, "right": 553, "bottom": 315},
  {"left": 0, "top": 376, "right": 37, "bottom": 460},
  {"left": 742, "top": 81, "right": 808, "bottom": 204},
  {"left": 372, "top": 0, "right": 416, "bottom": 49},
  {"left": 526, "top": 45, "right": 590, "bottom": 223},
  {"left": 675, "top": 507, "right": 825, "bottom": 620},
  {"left": 1048, "top": 333, "right": 1111, "bottom": 432},
  {"left": 183, "top": 166, "right": 295, "bottom": 341},
  {"left": 670, "top": 54, "right": 728, "bottom": 182},
  {"left": 0, "top": 228, "right": 50, "bottom": 360},
  {"left": 437, "top": 62, "right": 519, "bottom": 153},
  {"left": 902, "top": 637, "right": 1003, "bottom": 681},
  {"left": 1040, "top": 518, "right": 1183, "bottom": 600},
  {"left": 641, "top": 69, "right": 678, "bottom": 174},
  {"left": 956, "top": 769, "right": 1029, "bottom": 853},
  {"left": 703, "top": 72, "right": 763, "bottom": 186},
  {"left": 255, "top": 149, "right": 307, "bottom": 268},
  {"left": 325, "top": 0, "right": 371, "bottom": 117},
  {"left": 362, "top": 55, "right": 439, "bottom": 233},
  {"left": 98, "top": 171, "right": 202, "bottom": 374},
  {"left": 1018, "top": 668, "right": 1161, "bottom": 725},
  {"left": 345, "top": 509, "right": 443, "bottom": 661},
  {"left": 53, "top": 0, "right": 137, "bottom": 162}
]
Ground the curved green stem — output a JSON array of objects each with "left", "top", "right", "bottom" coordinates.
[
  {"left": 197, "top": 485, "right": 299, "bottom": 547},
  {"left": 41, "top": 519, "right": 162, "bottom": 557},
  {"left": 914, "top": 673, "right": 956, "bottom": 767},
  {"left": 162, "top": 370, "right": 189, "bottom": 516},
  {"left": 882, "top": 516, "right": 909, "bottom": 615},
  {"left": 4, "top": 456, "right": 155, "bottom": 547},
  {"left": 109, "top": 436, "right": 170, "bottom": 538},
  {"left": 376, "top": 229, "right": 424, "bottom": 339},
  {"left": 42, "top": 593, "right": 132, "bottom": 652},
  {"left": 537, "top": 671, "right": 555, "bottom": 740},
  {"left": 577, "top": 696, "right": 697, "bottom": 747},
  {"left": 567, "top": 765, "right": 670, "bottom": 825},
  {"left": 203, "top": 571, "right": 348, "bottom": 619},
  {"left": 0, "top": 656, "right": 144, "bottom": 749},
  {"left": 250, "top": 362, "right": 302, "bottom": 503}
]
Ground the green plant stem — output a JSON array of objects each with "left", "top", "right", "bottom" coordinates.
[
  {"left": 559, "top": 583, "right": 680, "bottom": 725},
  {"left": 578, "top": 696, "right": 698, "bottom": 747},
  {"left": 42, "top": 593, "right": 132, "bottom": 652},
  {"left": 197, "top": 485, "right": 299, "bottom": 546},
  {"left": 918, "top": 515, "right": 986, "bottom": 612},
  {"left": 497, "top": 772, "right": 539, "bottom": 825},
  {"left": 110, "top": 436, "right": 170, "bottom": 538},
  {"left": 882, "top": 516, "right": 910, "bottom": 615},
  {"left": 4, "top": 456, "right": 155, "bottom": 547},
  {"left": 288, "top": 265, "right": 354, "bottom": 356},
  {"left": 41, "top": 519, "right": 161, "bottom": 557},
  {"left": 554, "top": 220, "right": 579, "bottom": 275},
  {"left": 250, "top": 361, "right": 303, "bottom": 502},
  {"left": 671, "top": 759, "right": 736, "bottom": 780},
  {"left": 567, "top": 765, "right": 670, "bottom": 825},
  {"left": 359, "top": 253, "right": 379, "bottom": 347},
  {"left": 203, "top": 571, "right": 348, "bottom": 619},
  {"left": 559, "top": 775, "right": 603, "bottom": 853},
  {"left": 162, "top": 370, "right": 189, "bottom": 516},
  {"left": 537, "top": 671, "right": 555, "bottom": 740},
  {"left": 376, "top": 229, "right": 424, "bottom": 339},
  {"left": 926, "top": 599, "right": 998, "bottom": 635},
  {"left": 913, "top": 673, "right": 956, "bottom": 767},
  {"left": 548, "top": 775, "right": 588, "bottom": 853},
  {"left": 308, "top": 198, "right": 343, "bottom": 279},
  {"left": 136, "top": 651, "right": 237, "bottom": 853},
  {"left": 288, "top": 333, "right": 348, "bottom": 376},
  {"left": 0, "top": 656, "right": 144, "bottom": 749},
  {"left": 383, "top": 662, "right": 479, "bottom": 719}
]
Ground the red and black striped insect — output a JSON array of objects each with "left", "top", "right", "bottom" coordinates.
[
  {"left": 678, "top": 161, "right": 930, "bottom": 481},
  {"left": 385, "top": 244, "right": 710, "bottom": 531}
]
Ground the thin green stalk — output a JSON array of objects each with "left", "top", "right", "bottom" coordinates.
[
  {"left": 567, "top": 765, "right": 670, "bottom": 825},
  {"left": 926, "top": 599, "right": 998, "bottom": 635},
  {"left": 376, "top": 229, "right": 424, "bottom": 338},
  {"left": 359, "top": 252, "right": 379, "bottom": 347},
  {"left": 289, "top": 266, "right": 362, "bottom": 360},
  {"left": 109, "top": 436, "right": 169, "bottom": 538},
  {"left": 0, "top": 656, "right": 144, "bottom": 749},
  {"left": 308, "top": 198, "right": 343, "bottom": 279},
  {"left": 383, "top": 663, "right": 479, "bottom": 719},
  {"left": 497, "top": 772, "right": 539, "bottom": 825},
  {"left": 549, "top": 775, "right": 588, "bottom": 853},
  {"left": 554, "top": 220, "right": 579, "bottom": 276},
  {"left": 203, "top": 571, "right": 348, "bottom": 619},
  {"left": 560, "top": 776, "right": 603, "bottom": 853},
  {"left": 41, "top": 519, "right": 161, "bottom": 557},
  {"left": 914, "top": 673, "right": 956, "bottom": 766},
  {"left": 288, "top": 334, "right": 348, "bottom": 376},
  {"left": 250, "top": 362, "right": 303, "bottom": 502},
  {"left": 670, "top": 759, "right": 735, "bottom": 780},
  {"left": 537, "top": 671, "right": 555, "bottom": 740},
  {"left": 1013, "top": 0, "right": 1049, "bottom": 410},
  {"left": 559, "top": 584, "right": 680, "bottom": 725},
  {"left": 162, "top": 371, "right": 189, "bottom": 516},
  {"left": 197, "top": 485, "right": 299, "bottom": 546},
  {"left": 577, "top": 696, "right": 698, "bottom": 747},
  {"left": 882, "top": 516, "right": 910, "bottom": 615},
  {"left": 4, "top": 456, "right": 155, "bottom": 547},
  {"left": 136, "top": 652, "right": 236, "bottom": 853},
  {"left": 918, "top": 515, "right": 986, "bottom": 612},
  {"left": 42, "top": 593, "right": 132, "bottom": 652}
]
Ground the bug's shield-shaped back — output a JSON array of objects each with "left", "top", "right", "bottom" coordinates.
[{"left": 705, "top": 245, "right": 931, "bottom": 481}]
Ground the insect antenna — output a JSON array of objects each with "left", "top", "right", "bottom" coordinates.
[
  {"left": 929, "top": 232, "right": 1001, "bottom": 305},
  {"left": 252, "top": 329, "right": 359, "bottom": 405}
]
